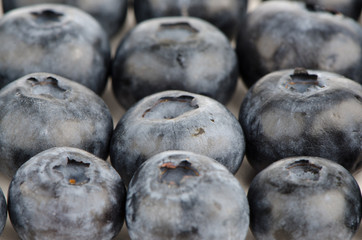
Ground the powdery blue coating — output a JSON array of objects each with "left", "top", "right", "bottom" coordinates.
[
  {"left": 126, "top": 150, "right": 250, "bottom": 240},
  {"left": 0, "top": 72, "right": 113, "bottom": 178},
  {"left": 110, "top": 90, "right": 245, "bottom": 186},
  {"left": 133, "top": 0, "right": 248, "bottom": 39},
  {"left": 0, "top": 3, "right": 110, "bottom": 94},
  {"left": 236, "top": 1, "right": 362, "bottom": 87},
  {"left": 262, "top": 0, "right": 362, "bottom": 20},
  {"left": 239, "top": 69, "right": 362, "bottom": 173},
  {"left": 248, "top": 156, "right": 362, "bottom": 240},
  {"left": 8, "top": 147, "right": 126, "bottom": 240},
  {"left": 112, "top": 16, "right": 239, "bottom": 109},
  {"left": 1, "top": 0, "right": 128, "bottom": 38}
]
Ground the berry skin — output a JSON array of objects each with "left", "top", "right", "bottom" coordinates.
[
  {"left": 112, "top": 16, "right": 239, "bottom": 109},
  {"left": 110, "top": 90, "right": 245, "bottom": 186},
  {"left": 1, "top": 0, "right": 128, "bottom": 38},
  {"left": 239, "top": 68, "right": 362, "bottom": 173},
  {"left": 126, "top": 150, "right": 250, "bottom": 240},
  {"left": 133, "top": 0, "right": 248, "bottom": 39},
  {"left": 8, "top": 147, "right": 126, "bottom": 240},
  {"left": 0, "top": 72, "right": 113, "bottom": 178},
  {"left": 236, "top": 1, "right": 362, "bottom": 87},
  {"left": 0, "top": 3, "right": 111, "bottom": 94},
  {"left": 248, "top": 156, "right": 362, "bottom": 240},
  {"left": 262, "top": 0, "right": 362, "bottom": 20}
]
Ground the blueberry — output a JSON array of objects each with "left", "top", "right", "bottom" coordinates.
[
  {"left": 248, "top": 156, "right": 362, "bottom": 240},
  {"left": 126, "top": 150, "right": 250, "bottom": 240},
  {"left": 2, "top": 0, "right": 128, "bottom": 38},
  {"left": 0, "top": 72, "right": 113, "bottom": 178},
  {"left": 0, "top": 187, "right": 6, "bottom": 236},
  {"left": 112, "top": 16, "right": 239, "bottom": 109},
  {"left": 239, "top": 68, "right": 362, "bottom": 173},
  {"left": 8, "top": 147, "right": 126, "bottom": 240},
  {"left": 0, "top": 4, "right": 111, "bottom": 94},
  {"left": 236, "top": 1, "right": 362, "bottom": 87},
  {"left": 133, "top": 0, "right": 248, "bottom": 39},
  {"left": 262, "top": 0, "right": 362, "bottom": 20},
  {"left": 110, "top": 90, "right": 245, "bottom": 186}
]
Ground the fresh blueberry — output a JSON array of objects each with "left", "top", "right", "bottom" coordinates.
[
  {"left": 110, "top": 90, "right": 245, "bottom": 186},
  {"left": 112, "top": 16, "right": 239, "bottom": 109},
  {"left": 236, "top": 1, "right": 362, "bottom": 87},
  {"left": 248, "top": 156, "right": 362, "bottom": 240},
  {"left": 0, "top": 3, "right": 111, "bottom": 94},
  {"left": 133, "top": 0, "right": 248, "bottom": 39},
  {"left": 0, "top": 187, "right": 6, "bottom": 236},
  {"left": 262, "top": 0, "right": 362, "bottom": 20},
  {"left": 0, "top": 72, "right": 113, "bottom": 178},
  {"left": 2, "top": 0, "right": 128, "bottom": 38},
  {"left": 239, "top": 68, "right": 362, "bottom": 173},
  {"left": 126, "top": 150, "right": 250, "bottom": 240},
  {"left": 8, "top": 147, "right": 126, "bottom": 240}
]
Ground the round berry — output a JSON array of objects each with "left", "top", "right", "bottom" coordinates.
[
  {"left": 126, "top": 150, "right": 250, "bottom": 240},
  {"left": 248, "top": 156, "right": 362, "bottom": 240},
  {"left": 8, "top": 147, "right": 126, "bottom": 240}
]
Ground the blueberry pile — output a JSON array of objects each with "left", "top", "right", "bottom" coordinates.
[{"left": 0, "top": 1, "right": 360, "bottom": 240}]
